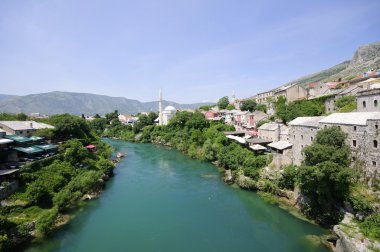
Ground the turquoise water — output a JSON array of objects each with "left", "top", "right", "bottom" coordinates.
[{"left": 27, "top": 140, "right": 327, "bottom": 252}]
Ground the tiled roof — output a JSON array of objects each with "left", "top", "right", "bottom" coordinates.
[
  {"left": 0, "top": 121, "right": 54, "bottom": 131},
  {"left": 268, "top": 141, "right": 292, "bottom": 150},
  {"left": 319, "top": 112, "right": 380, "bottom": 126},
  {"left": 288, "top": 116, "right": 326, "bottom": 127}
]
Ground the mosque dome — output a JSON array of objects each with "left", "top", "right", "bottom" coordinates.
[{"left": 164, "top": 106, "right": 176, "bottom": 112}]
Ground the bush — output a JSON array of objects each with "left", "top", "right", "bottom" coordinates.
[
  {"left": 278, "top": 165, "right": 297, "bottom": 190},
  {"left": 37, "top": 208, "right": 58, "bottom": 235},
  {"left": 359, "top": 214, "right": 380, "bottom": 240}
]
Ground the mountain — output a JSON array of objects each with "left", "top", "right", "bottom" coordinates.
[
  {"left": 284, "top": 41, "right": 380, "bottom": 88},
  {"left": 0, "top": 91, "right": 213, "bottom": 115},
  {"left": 0, "top": 94, "right": 17, "bottom": 102}
]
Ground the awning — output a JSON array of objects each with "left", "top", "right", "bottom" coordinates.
[
  {"left": 226, "top": 135, "right": 246, "bottom": 144},
  {"left": 223, "top": 131, "right": 246, "bottom": 136},
  {"left": 0, "top": 169, "right": 19, "bottom": 176},
  {"left": 14, "top": 146, "right": 43, "bottom": 154},
  {"left": 4, "top": 135, "right": 32, "bottom": 143},
  {"left": 29, "top": 136, "right": 44, "bottom": 141},
  {"left": 268, "top": 141, "right": 292, "bottom": 150},
  {"left": 34, "top": 144, "right": 58, "bottom": 151},
  {"left": 0, "top": 138, "right": 13, "bottom": 144},
  {"left": 250, "top": 144, "right": 267, "bottom": 151}
]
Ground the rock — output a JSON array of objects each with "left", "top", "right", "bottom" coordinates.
[
  {"left": 333, "top": 212, "right": 380, "bottom": 252},
  {"left": 236, "top": 174, "right": 256, "bottom": 190},
  {"left": 223, "top": 170, "right": 233, "bottom": 185}
]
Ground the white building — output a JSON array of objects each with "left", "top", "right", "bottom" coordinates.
[{"left": 162, "top": 106, "right": 177, "bottom": 125}]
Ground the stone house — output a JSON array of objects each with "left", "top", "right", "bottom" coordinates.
[
  {"left": 319, "top": 112, "right": 380, "bottom": 179},
  {"left": 258, "top": 122, "right": 287, "bottom": 142},
  {"left": 273, "top": 84, "right": 308, "bottom": 102},
  {"left": 0, "top": 121, "right": 54, "bottom": 137},
  {"left": 254, "top": 90, "right": 274, "bottom": 104},
  {"left": 288, "top": 116, "right": 326, "bottom": 165},
  {"left": 356, "top": 88, "right": 380, "bottom": 112}
]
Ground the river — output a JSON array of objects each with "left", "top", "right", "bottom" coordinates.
[{"left": 27, "top": 139, "right": 328, "bottom": 252}]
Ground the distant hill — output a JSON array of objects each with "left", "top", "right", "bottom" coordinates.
[
  {"left": 0, "top": 91, "right": 213, "bottom": 115},
  {"left": 0, "top": 94, "right": 17, "bottom": 102},
  {"left": 284, "top": 41, "right": 380, "bottom": 88}
]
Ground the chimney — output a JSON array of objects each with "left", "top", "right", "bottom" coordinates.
[
  {"left": 277, "top": 123, "right": 281, "bottom": 141},
  {"left": 30, "top": 122, "right": 33, "bottom": 129}
]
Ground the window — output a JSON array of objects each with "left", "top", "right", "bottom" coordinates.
[
  {"left": 374, "top": 140, "right": 378, "bottom": 148},
  {"left": 373, "top": 161, "right": 377, "bottom": 167},
  {"left": 352, "top": 140, "right": 357, "bottom": 147},
  {"left": 352, "top": 156, "right": 356, "bottom": 161},
  {"left": 353, "top": 126, "right": 356, "bottom": 131},
  {"left": 375, "top": 100, "right": 378, "bottom": 107},
  {"left": 301, "top": 135, "right": 303, "bottom": 140},
  {"left": 294, "top": 135, "right": 295, "bottom": 139},
  {"left": 19, "top": 131, "right": 23, "bottom": 134},
  {"left": 311, "top": 136, "right": 313, "bottom": 141},
  {"left": 363, "top": 101, "right": 366, "bottom": 108},
  {"left": 376, "top": 125, "right": 379, "bottom": 130},
  {"left": 301, "top": 145, "right": 304, "bottom": 149}
]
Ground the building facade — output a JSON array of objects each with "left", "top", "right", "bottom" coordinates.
[
  {"left": 288, "top": 116, "right": 326, "bottom": 165},
  {"left": 356, "top": 89, "right": 380, "bottom": 112}
]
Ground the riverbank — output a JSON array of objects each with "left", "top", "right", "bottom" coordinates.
[{"left": 0, "top": 138, "right": 117, "bottom": 251}]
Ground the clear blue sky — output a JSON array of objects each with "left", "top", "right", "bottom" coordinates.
[{"left": 0, "top": 0, "right": 379, "bottom": 103}]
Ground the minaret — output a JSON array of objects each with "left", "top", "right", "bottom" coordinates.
[{"left": 159, "top": 89, "right": 163, "bottom": 125}]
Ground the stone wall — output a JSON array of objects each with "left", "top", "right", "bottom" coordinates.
[
  {"left": 357, "top": 89, "right": 380, "bottom": 112},
  {"left": 289, "top": 125, "right": 318, "bottom": 165}
]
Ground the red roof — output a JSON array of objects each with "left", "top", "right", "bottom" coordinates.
[{"left": 308, "top": 82, "right": 318, "bottom": 88}]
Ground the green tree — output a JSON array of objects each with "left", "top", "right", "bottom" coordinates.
[
  {"left": 297, "top": 126, "right": 352, "bottom": 225},
  {"left": 217, "top": 96, "right": 229, "bottom": 109},
  {"left": 335, "top": 95, "right": 357, "bottom": 112},
  {"left": 256, "top": 104, "right": 267, "bottom": 113},
  {"left": 226, "top": 104, "right": 235, "bottom": 110},
  {"left": 50, "top": 114, "right": 94, "bottom": 140},
  {"left": 240, "top": 99, "right": 257, "bottom": 112}
]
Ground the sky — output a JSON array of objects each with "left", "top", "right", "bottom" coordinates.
[{"left": 0, "top": 0, "right": 379, "bottom": 103}]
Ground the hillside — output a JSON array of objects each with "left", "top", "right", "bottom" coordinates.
[
  {"left": 285, "top": 41, "right": 380, "bottom": 88},
  {"left": 0, "top": 91, "right": 212, "bottom": 115}
]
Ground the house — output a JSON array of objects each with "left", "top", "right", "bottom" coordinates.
[
  {"left": 319, "top": 112, "right": 380, "bottom": 180},
  {"left": 253, "top": 90, "right": 275, "bottom": 104},
  {"left": 258, "top": 122, "right": 288, "bottom": 142},
  {"left": 356, "top": 88, "right": 380, "bottom": 112},
  {"left": 267, "top": 140, "right": 293, "bottom": 167},
  {"left": 308, "top": 82, "right": 340, "bottom": 98},
  {"left": 0, "top": 121, "right": 54, "bottom": 137},
  {"left": 204, "top": 110, "right": 220, "bottom": 121},
  {"left": 224, "top": 110, "right": 239, "bottom": 125},
  {"left": 288, "top": 116, "right": 326, "bottom": 165},
  {"left": 273, "top": 84, "right": 308, "bottom": 102}
]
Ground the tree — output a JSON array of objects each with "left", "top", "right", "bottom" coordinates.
[
  {"left": 297, "top": 126, "right": 352, "bottom": 225},
  {"left": 50, "top": 114, "right": 94, "bottom": 140},
  {"left": 34, "top": 128, "right": 55, "bottom": 140},
  {"left": 256, "top": 104, "right": 267, "bottom": 113},
  {"left": 335, "top": 95, "right": 356, "bottom": 112},
  {"left": 240, "top": 99, "right": 257, "bottom": 112},
  {"left": 226, "top": 104, "right": 235, "bottom": 110},
  {"left": 217, "top": 96, "right": 229, "bottom": 109},
  {"left": 199, "top": 105, "right": 212, "bottom": 111}
]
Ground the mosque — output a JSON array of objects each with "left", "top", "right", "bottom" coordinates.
[{"left": 157, "top": 89, "right": 177, "bottom": 125}]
